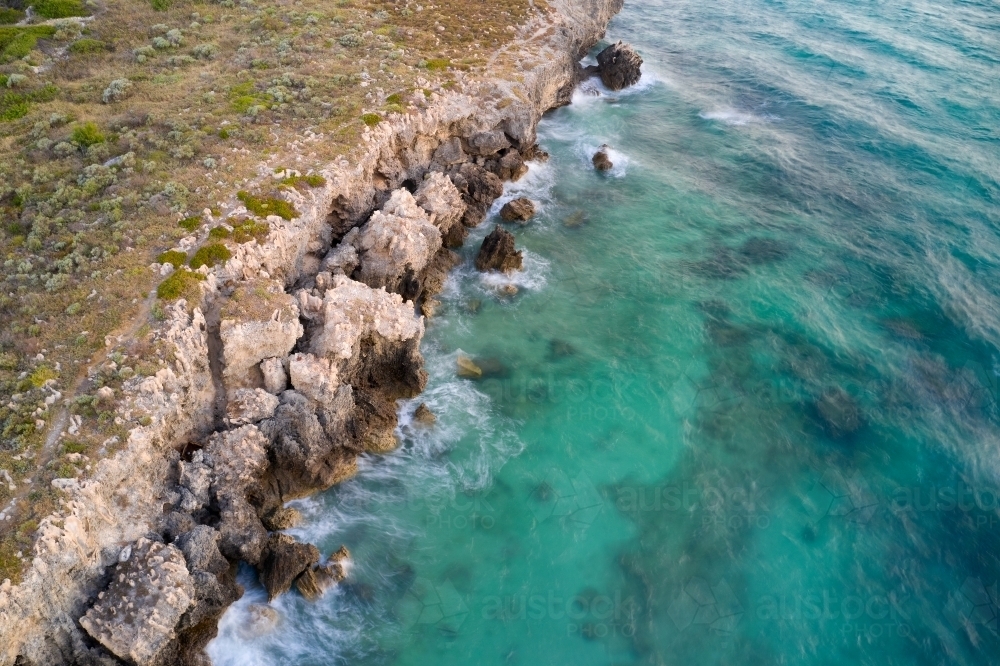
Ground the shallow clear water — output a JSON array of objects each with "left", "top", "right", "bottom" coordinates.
[{"left": 208, "top": 0, "right": 1000, "bottom": 663}]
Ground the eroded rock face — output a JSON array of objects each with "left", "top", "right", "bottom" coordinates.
[
  {"left": 451, "top": 162, "right": 504, "bottom": 228},
  {"left": 500, "top": 198, "right": 536, "bottom": 223},
  {"left": 226, "top": 388, "right": 280, "bottom": 426},
  {"left": 353, "top": 189, "right": 443, "bottom": 295},
  {"left": 415, "top": 172, "right": 467, "bottom": 248},
  {"left": 260, "top": 357, "right": 288, "bottom": 395},
  {"left": 257, "top": 533, "right": 320, "bottom": 601},
  {"left": 80, "top": 538, "right": 194, "bottom": 666},
  {"left": 204, "top": 425, "right": 271, "bottom": 564},
  {"left": 596, "top": 41, "right": 643, "bottom": 90},
  {"left": 476, "top": 226, "right": 523, "bottom": 273},
  {"left": 220, "top": 281, "right": 303, "bottom": 392}
]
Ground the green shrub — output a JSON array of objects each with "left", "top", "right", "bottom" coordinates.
[
  {"left": 237, "top": 190, "right": 297, "bottom": 220},
  {"left": 178, "top": 215, "right": 201, "bottom": 231},
  {"left": 156, "top": 249, "right": 186, "bottom": 267},
  {"left": 63, "top": 441, "right": 87, "bottom": 454},
  {"left": 189, "top": 242, "right": 231, "bottom": 268},
  {"left": 208, "top": 226, "right": 230, "bottom": 239},
  {"left": 149, "top": 0, "right": 172, "bottom": 10},
  {"left": 156, "top": 267, "right": 205, "bottom": 299},
  {"left": 280, "top": 173, "right": 326, "bottom": 189},
  {"left": 0, "top": 8, "right": 24, "bottom": 24},
  {"left": 70, "top": 122, "right": 105, "bottom": 147},
  {"left": 231, "top": 218, "right": 268, "bottom": 243},
  {"left": 361, "top": 112, "right": 381, "bottom": 127},
  {"left": 0, "top": 26, "right": 56, "bottom": 61},
  {"left": 33, "top": 0, "right": 88, "bottom": 19},
  {"left": 425, "top": 58, "right": 450, "bottom": 71},
  {"left": 386, "top": 93, "right": 403, "bottom": 105},
  {"left": 28, "top": 366, "right": 57, "bottom": 387},
  {"left": 68, "top": 39, "right": 108, "bottom": 54}
]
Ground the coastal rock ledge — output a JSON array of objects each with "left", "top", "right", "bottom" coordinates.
[{"left": 0, "top": 0, "right": 626, "bottom": 663}]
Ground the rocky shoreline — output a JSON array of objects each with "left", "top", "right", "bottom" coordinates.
[{"left": 0, "top": 0, "right": 630, "bottom": 663}]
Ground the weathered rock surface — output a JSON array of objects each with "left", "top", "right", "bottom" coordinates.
[
  {"left": 260, "top": 357, "right": 288, "bottom": 395},
  {"left": 414, "top": 402, "right": 436, "bottom": 424},
  {"left": 226, "top": 388, "right": 280, "bottom": 426},
  {"left": 415, "top": 172, "right": 467, "bottom": 248},
  {"left": 353, "top": 189, "right": 443, "bottom": 296},
  {"left": 295, "top": 545, "right": 350, "bottom": 601},
  {"left": 592, "top": 147, "right": 613, "bottom": 171},
  {"left": 476, "top": 226, "right": 523, "bottom": 273},
  {"left": 500, "top": 198, "right": 536, "bottom": 223},
  {"left": 219, "top": 281, "right": 303, "bottom": 392},
  {"left": 596, "top": 41, "right": 643, "bottom": 90},
  {"left": 257, "top": 533, "right": 320, "bottom": 601},
  {"left": 80, "top": 538, "right": 194, "bottom": 666},
  {"left": 451, "top": 162, "right": 505, "bottom": 228}
]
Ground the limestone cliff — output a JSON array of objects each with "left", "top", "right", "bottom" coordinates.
[{"left": 0, "top": 0, "right": 624, "bottom": 663}]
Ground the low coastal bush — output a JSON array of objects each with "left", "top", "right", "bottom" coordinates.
[
  {"left": 208, "top": 226, "right": 230, "bottom": 239},
  {"left": 70, "top": 122, "right": 105, "bottom": 148},
  {"left": 361, "top": 112, "right": 381, "bottom": 127},
  {"left": 33, "top": 0, "right": 89, "bottom": 19},
  {"left": 231, "top": 218, "right": 268, "bottom": 243},
  {"left": 280, "top": 173, "right": 326, "bottom": 189},
  {"left": 156, "top": 249, "right": 186, "bottom": 267},
  {"left": 0, "top": 8, "right": 24, "bottom": 24},
  {"left": 425, "top": 58, "right": 450, "bottom": 71},
  {"left": 237, "top": 190, "right": 297, "bottom": 220},
  {"left": 189, "top": 242, "right": 231, "bottom": 268},
  {"left": 178, "top": 215, "right": 201, "bottom": 231},
  {"left": 69, "top": 39, "right": 109, "bottom": 54},
  {"left": 0, "top": 26, "right": 56, "bottom": 61},
  {"left": 156, "top": 267, "right": 205, "bottom": 299}
]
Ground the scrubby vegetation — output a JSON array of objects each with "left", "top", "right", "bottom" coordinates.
[{"left": 0, "top": 0, "right": 543, "bottom": 582}]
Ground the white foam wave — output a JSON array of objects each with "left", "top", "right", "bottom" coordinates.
[{"left": 699, "top": 108, "right": 781, "bottom": 126}]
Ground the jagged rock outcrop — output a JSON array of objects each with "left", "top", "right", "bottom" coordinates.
[
  {"left": 451, "top": 162, "right": 505, "bottom": 228},
  {"left": 257, "top": 534, "right": 320, "bottom": 601},
  {"left": 80, "top": 538, "right": 195, "bottom": 666},
  {"left": 595, "top": 41, "right": 643, "bottom": 90},
  {"left": 352, "top": 189, "right": 443, "bottom": 295},
  {"left": 219, "top": 281, "right": 303, "bottom": 393},
  {"left": 500, "top": 198, "right": 536, "bottom": 223},
  {"left": 226, "top": 388, "right": 280, "bottom": 426},
  {"left": 476, "top": 226, "right": 524, "bottom": 273},
  {"left": 593, "top": 146, "right": 613, "bottom": 171},
  {"left": 295, "top": 546, "right": 349, "bottom": 601},
  {"left": 415, "top": 172, "right": 468, "bottom": 248}
]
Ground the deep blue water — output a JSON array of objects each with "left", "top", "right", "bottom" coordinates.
[{"left": 209, "top": 0, "right": 1000, "bottom": 663}]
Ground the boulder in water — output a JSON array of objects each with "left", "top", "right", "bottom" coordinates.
[
  {"left": 592, "top": 147, "right": 613, "bottom": 171},
  {"left": 475, "top": 226, "right": 523, "bottom": 273},
  {"left": 457, "top": 355, "right": 483, "bottom": 379},
  {"left": 257, "top": 533, "right": 320, "bottom": 601},
  {"left": 596, "top": 41, "right": 643, "bottom": 90},
  {"left": 414, "top": 402, "right": 436, "bottom": 424},
  {"left": 500, "top": 197, "right": 536, "bottom": 223}
]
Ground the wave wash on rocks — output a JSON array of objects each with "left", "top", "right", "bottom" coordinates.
[{"left": 0, "top": 0, "right": 626, "bottom": 663}]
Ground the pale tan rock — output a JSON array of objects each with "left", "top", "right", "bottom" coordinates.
[
  {"left": 220, "top": 280, "right": 303, "bottom": 392},
  {"left": 226, "top": 388, "right": 280, "bottom": 425},
  {"left": 415, "top": 172, "right": 467, "bottom": 240},
  {"left": 288, "top": 352, "right": 339, "bottom": 403},
  {"left": 80, "top": 538, "right": 194, "bottom": 666},
  {"left": 311, "top": 275, "right": 424, "bottom": 362},
  {"left": 260, "top": 357, "right": 288, "bottom": 395},
  {"left": 457, "top": 355, "right": 482, "bottom": 379},
  {"left": 353, "top": 189, "right": 442, "bottom": 293}
]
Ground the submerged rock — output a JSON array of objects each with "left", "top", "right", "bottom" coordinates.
[
  {"left": 475, "top": 226, "right": 523, "bottom": 273},
  {"left": 592, "top": 147, "right": 613, "bottom": 171},
  {"left": 596, "top": 41, "right": 643, "bottom": 90},
  {"left": 500, "top": 197, "right": 536, "bottom": 223},
  {"left": 457, "top": 355, "right": 483, "bottom": 379}
]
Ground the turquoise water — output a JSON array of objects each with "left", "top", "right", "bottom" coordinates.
[{"left": 208, "top": 0, "right": 1000, "bottom": 663}]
